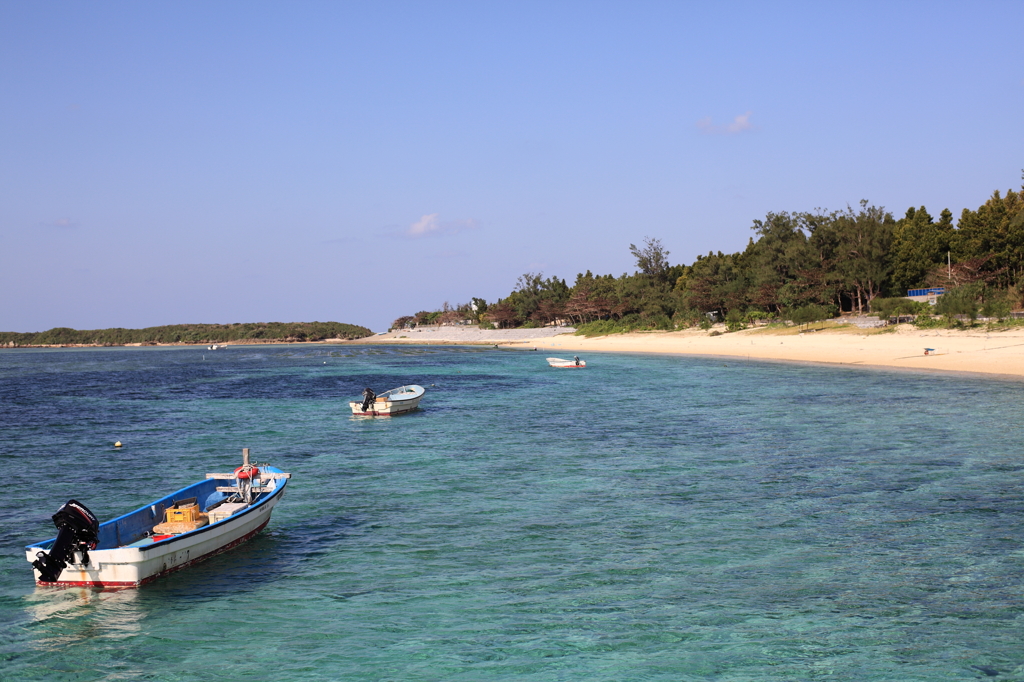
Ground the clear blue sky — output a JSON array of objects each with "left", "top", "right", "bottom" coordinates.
[{"left": 2, "top": 1, "right": 1021, "bottom": 332}]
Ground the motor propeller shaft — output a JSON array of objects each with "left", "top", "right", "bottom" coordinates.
[{"left": 32, "top": 499, "right": 99, "bottom": 583}]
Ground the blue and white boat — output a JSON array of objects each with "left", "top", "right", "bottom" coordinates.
[{"left": 25, "top": 449, "right": 291, "bottom": 588}]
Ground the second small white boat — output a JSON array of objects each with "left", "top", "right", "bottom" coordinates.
[
  {"left": 547, "top": 357, "right": 586, "bottom": 368},
  {"left": 350, "top": 385, "right": 425, "bottom": 416}
]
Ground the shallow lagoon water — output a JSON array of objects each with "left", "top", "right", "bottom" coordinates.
[{"left": 1, "top": 345, "right": 1022, "bottom": 681}]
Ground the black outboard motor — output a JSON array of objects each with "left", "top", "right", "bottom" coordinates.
[
  {"left": 361, "top": 387, "right": 376, "bottom": 411},
  {"left": 32, "top": 500, "right": 100, "bottom": 583}
]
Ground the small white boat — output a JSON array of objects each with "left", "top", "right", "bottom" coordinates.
[
  {"left": 207, "top": 345, "right": 222, "bottom": 350},
  {"left": 547, "top": 356, "right": 586, "bottom": 368},
  {"left": 26, "top": 449, "right": 290, "bottom": 588},
  {"left": 350, "top": 384, "right": 425, "bottom": 416}
]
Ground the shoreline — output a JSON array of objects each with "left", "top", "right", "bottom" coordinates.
[
  {"left": 7, "top": 324, "right": 1024, "bottom": 380},
  {"left": 0, "top": 338, "right": 368, "bottom": 349},
  {"left": 0, "top": 327, "right": 574, "bottom": 349},
  {"left": 366, "top": 324, "right": 1024, "bottom": 380}
]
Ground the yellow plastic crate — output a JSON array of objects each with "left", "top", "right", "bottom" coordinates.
[{"left": 165, "top": 500, "right": 201, "bottom": 523}]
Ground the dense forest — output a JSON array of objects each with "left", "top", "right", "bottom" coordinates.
[
  {"left": 0, "top": 321, "right": 373, "bottom": 347},
  {"left": 394, "top": 180, "right": 1024, "bottom": 332}
]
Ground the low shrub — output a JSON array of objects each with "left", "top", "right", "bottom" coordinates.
[
  {"left": 913, "top": 315, "right": 943, "bottom": 329},
  {"left": 672, "top": 309, "right": 705, "bottom": 329},
  {"left": 574, "top": 314, "right": 678, "bottom": 336},
  {"left": 725, "top": 309, "right": 746, "bottom": 332},
  {"left": 786, "top": 304, "right": 837, "bottom": 326},
  {"left": 743, "top": 310, "right": 773, "bottom": 325},
  {"left": 574, "top": 320, "right": 623, "bottom": 336},
  {"left": 935, "top": 284, "right": 982, "bottom": 324},
  {"left": 870, "top": 298, "right": 930, "bottom": 319}
]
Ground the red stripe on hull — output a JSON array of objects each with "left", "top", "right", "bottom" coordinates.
[{"left": 36, "top": 519, "right": 271, "bottom": 589}]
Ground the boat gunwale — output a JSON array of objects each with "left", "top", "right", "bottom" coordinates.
[{"left": 372, "top": 384, "right": 425, "bottom": 402}]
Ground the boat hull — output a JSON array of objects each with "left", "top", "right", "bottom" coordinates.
[
  {"left": 26, "top": 469, "right": 288, "bottom": 588},
  {"left": 349, "top": 395, "right": 422, "bottom": 416},
  {"left": 546, "top": 357, "right": 586, "bottom": 368}
]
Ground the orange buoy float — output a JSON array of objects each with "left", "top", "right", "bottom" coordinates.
[{"left": 234, "top": 465, "right": 260, "bottom": 480}]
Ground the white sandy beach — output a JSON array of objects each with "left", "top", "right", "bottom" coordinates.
[
  {"left": 364, "top": 324, "right": 1024, "bottom": 379},
  {"left": 370, "top": 326, "right": 576, "bottom": 344}
]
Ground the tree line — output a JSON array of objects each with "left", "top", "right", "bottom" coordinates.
[
  {"left": 0, "top": 321, "right": 373, "bottom": 347},
  {"left": 392, "top": 179, "right": 1024, "bottom": 331}
]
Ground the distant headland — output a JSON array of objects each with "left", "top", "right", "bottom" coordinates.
[{"left": 0, "top": 322, "right": 373, "bottom": 348}]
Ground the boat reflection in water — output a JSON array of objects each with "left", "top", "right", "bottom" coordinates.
[{"left": 24, "top": 586, "right": 144, "bottom": 652}]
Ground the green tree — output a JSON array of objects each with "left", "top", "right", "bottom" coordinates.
[
  {"left": 485, "top": 301, "right": 518, "bottom": 328},
  {"left": 681, "top": 251, "right": 749, "bottom": 315},
  {"left": 952, "top": 187, "right": 1024, "bottom": 289},
  {"left": 629, "top": 237, "right": 671, "bottom": 282},
  {"left": 471, "top": 297, "right": 489, "bottom": 315},
  {"left": 890, "top": 206, "right": 954, "bottom": 293},
  {"left": 743, "top": 211, "right": 822, "bottom": 312},
  {"left": 829, "top": 201, "right": 895, "bottom": 313}
]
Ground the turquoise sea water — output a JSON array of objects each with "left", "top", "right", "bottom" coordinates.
[{"left": 1, "top": 345, "right": 1022, "bottom": 681}]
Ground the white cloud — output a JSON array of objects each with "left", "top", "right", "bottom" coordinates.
[
  {"left": 697, "top": 111, "right": 754, "bottom": 135},
  {"left": 406, "top": 213, "right": 479, "bottom": 238},
  {"left": 408, "top": 213, "right": 441, "bottom": 236},
  {"left": 727, "top": 111, "right": 753, "bottom": 133}
]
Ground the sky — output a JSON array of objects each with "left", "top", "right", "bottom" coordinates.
[{"left": 1, "top": 1, "right": 1022, "bottom": 333}]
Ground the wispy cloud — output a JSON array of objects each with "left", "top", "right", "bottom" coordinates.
[
  {"left": 408, "top": 213, "right": 441, "bottom": 236},
  {"left": 406, "top": 213, "right": 479, "bottom": 238},
  {"left": 697, "top": 111, "right": 754, "bottom": 135},
  {"left": 38, "top": 217, "right": 77, "bottom": 229}
]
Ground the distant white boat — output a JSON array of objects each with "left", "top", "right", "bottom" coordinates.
[
  {"left": 350, "top": 385, "right": 425, "bottom": 416},
  {"left": 207, "top": 345, "right": 222, "bottom": 350},
  {"left": 547, "top": 357, "right": 586, "bottom": 368}
]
